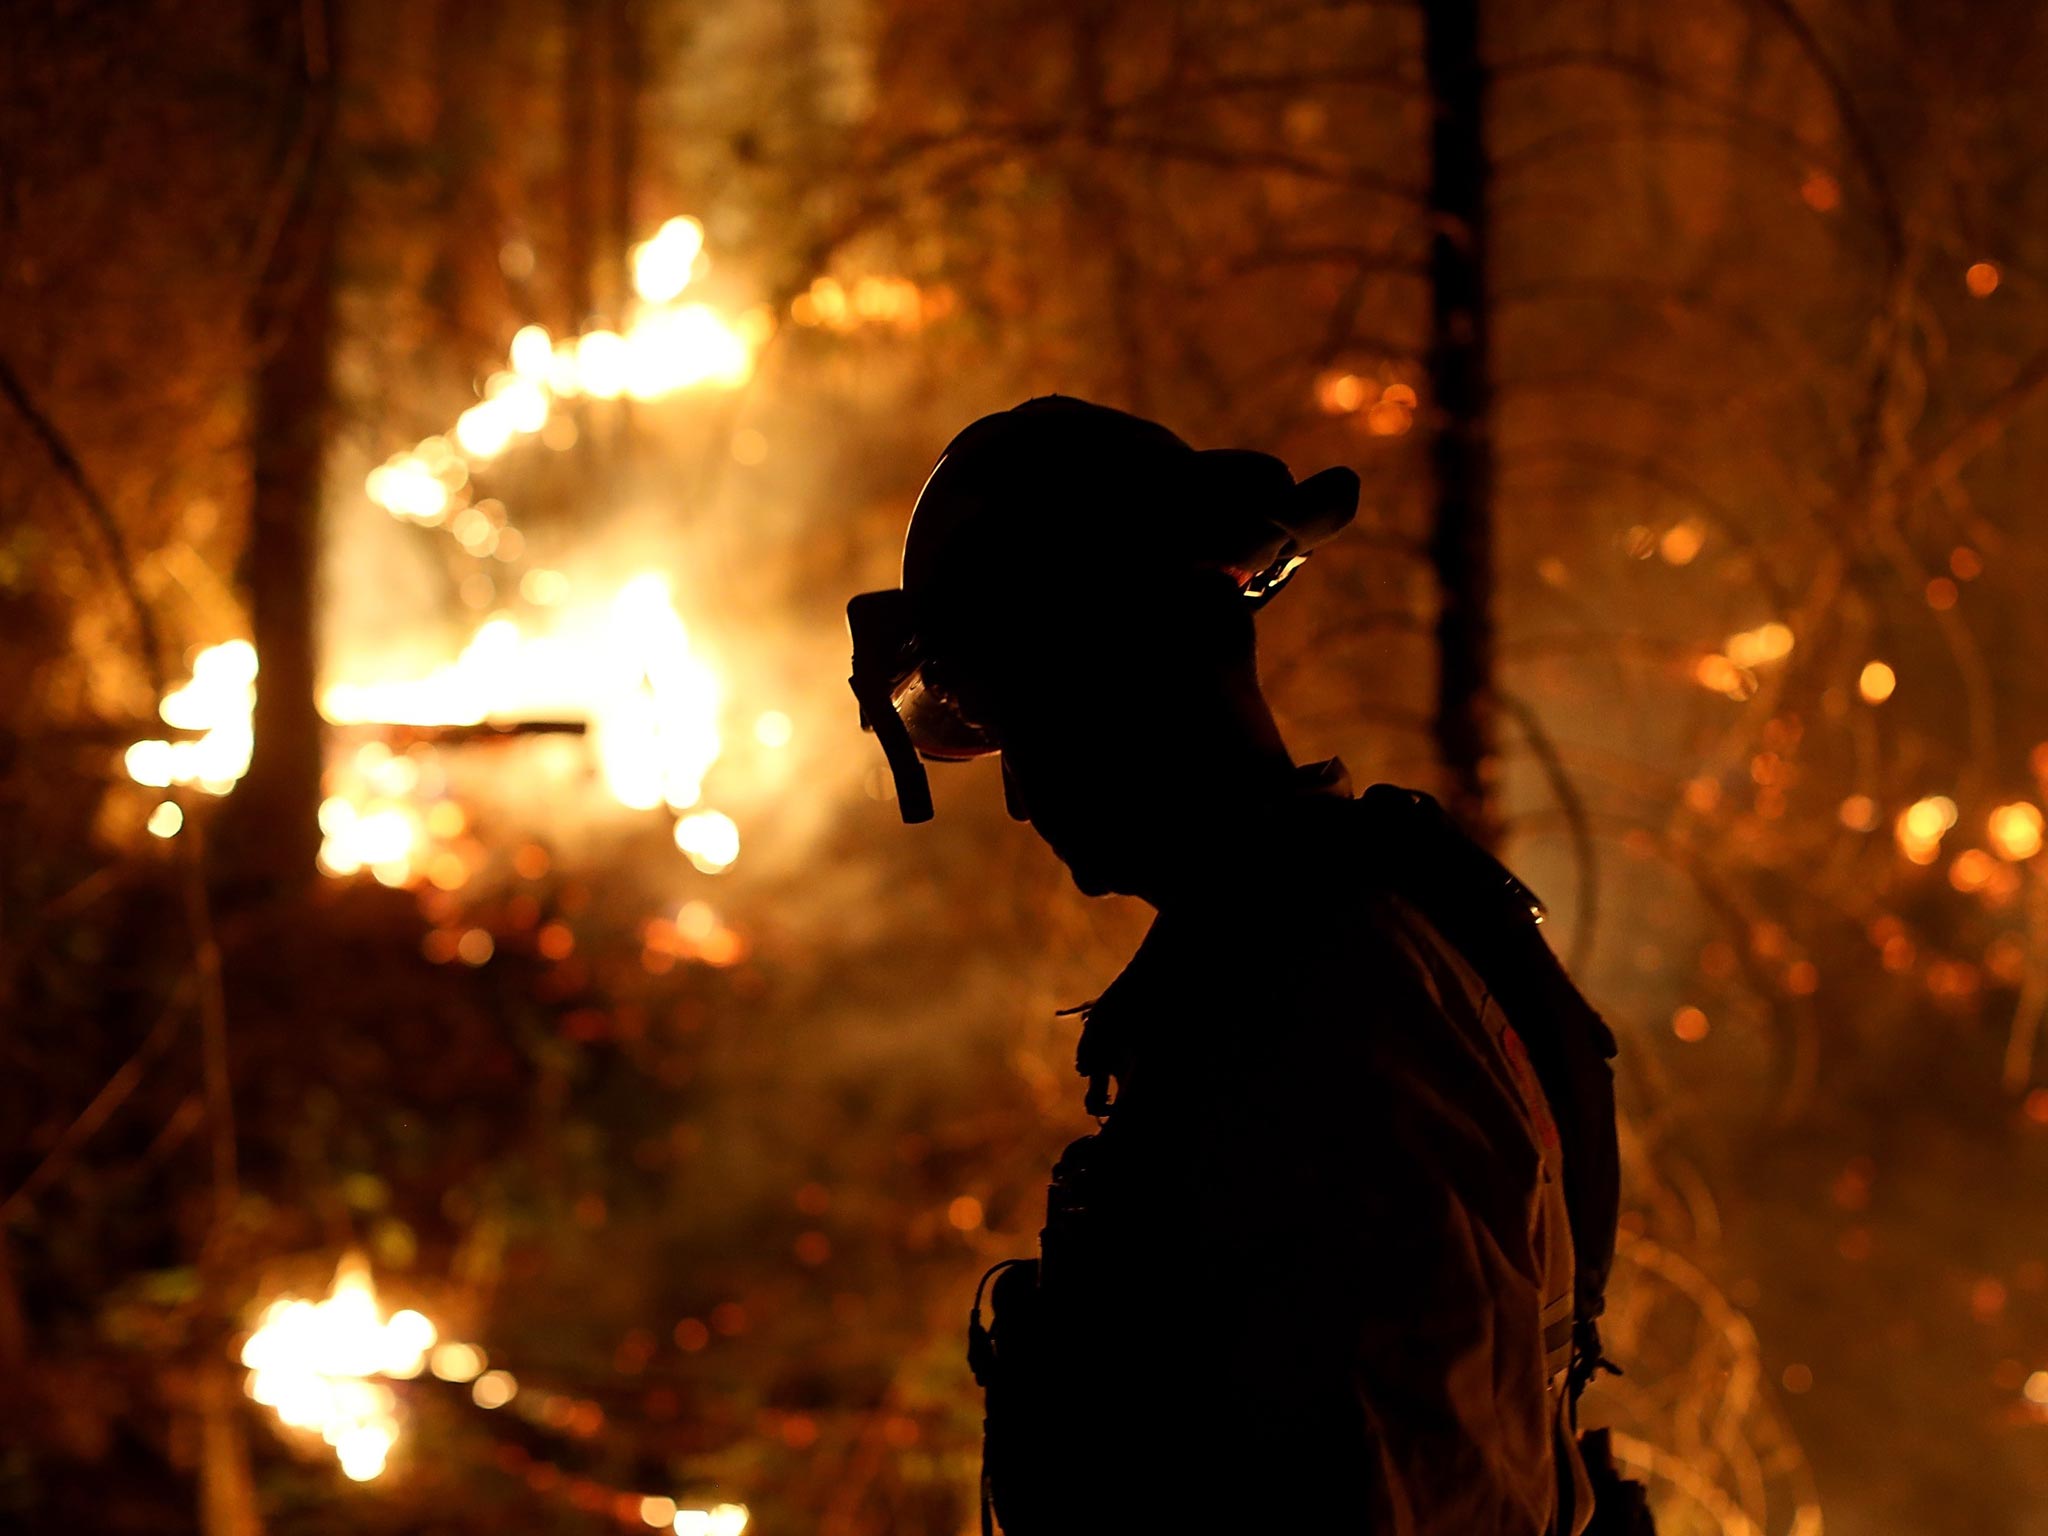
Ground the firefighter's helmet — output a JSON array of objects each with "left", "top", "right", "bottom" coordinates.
[{"left": 848, "top": 396, "right": 1358, "bottom": 821}]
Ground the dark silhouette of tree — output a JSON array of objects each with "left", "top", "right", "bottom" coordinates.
[
  {"left": 223, "top": 0, "right": 340, "bottom": 890},
  {"left": 1422, "top": 0, "right": 1502, "bottom": 848}
]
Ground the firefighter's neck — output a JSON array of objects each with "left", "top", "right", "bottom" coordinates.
[{"left": 1124, "top": 675, "right": 1300, "bottom": 912}]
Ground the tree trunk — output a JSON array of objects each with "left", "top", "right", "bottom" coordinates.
[
  {"left": 607, "top": 0, "right": 642, "bottom": 309},
  {"left": 223, "top": 0, "right": 338, "bottom": 888},
  {"left": 197, "top": 1359, "right": 262, "bottom": 1536},
  {"left": 1422, "top": 0, "right": 1501, "bottom": 849},
  {"left": 562, "top": 0, "right": 599, "bottom": 330},
  {"left": 607, "top": 0, "right": 645, "bottom": 465}
]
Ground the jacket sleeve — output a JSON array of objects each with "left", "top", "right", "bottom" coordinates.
[{"left": 1215, "top": 909, "right": 1559, "bottom": 1535}]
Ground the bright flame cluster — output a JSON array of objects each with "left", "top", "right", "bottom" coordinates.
[
  {"left": 121, "top": 576, "right": 756, "bottom": 885},
  {"left": 318, "top": 574, "right": 736, "bottom": 881},
  {"left": 367, "top": 214, "right": 768, "bottom": 530},
  {"left": 240, "top": 1260, "right": 750, "bottom": 1524},
  {"left": 123, "top": 640, "right": 258, "bottom": 801},
  {"left": 240, "top": 1254, "right": 436, "bottom": 1482}
]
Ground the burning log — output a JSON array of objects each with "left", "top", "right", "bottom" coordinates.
[{"left": 333, "top": 718, "right": 591, "bottom": 747}]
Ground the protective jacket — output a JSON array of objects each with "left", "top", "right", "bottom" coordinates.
[{"left": 971, "top": 767, "right": 1616, "bottom": 1534}]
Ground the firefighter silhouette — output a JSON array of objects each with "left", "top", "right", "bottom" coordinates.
[{"left": 849, "top": 398, "right": 1642, "bottom": 1535}]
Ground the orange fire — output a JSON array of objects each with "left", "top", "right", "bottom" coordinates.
[
  {"left": 240, "top": 1252, "right": 435, "bottom": 1481},
  {"left": 116, "top": 214, "right": 866, "bottom": 900}
]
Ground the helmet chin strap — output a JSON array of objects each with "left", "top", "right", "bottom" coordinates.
[
  {"left": 847, "top": 590, "right": 936, "bottom": 824},
  {"left": 849, "top": 670, "right": 934, "bottom": 824}
]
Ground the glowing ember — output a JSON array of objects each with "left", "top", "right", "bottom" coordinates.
[
  {"left": 1896, "top": 795, "right": 1959, "bottom": 865},
  {"left": 1658, "top": 520, "right": 1705, "bottom": 565},
  {"left": 1692, "top": 653, "right": 1754, "bottom": 700},
  {"left": 429, "top": 1342, "right": 486, "bottom": 1382},
  {"left": 1724, "top": 621, "right": 1794, "bottom": 668},
  {"left": 240, "top": 1252, "right": 438, "bottom": 1482},
  {"left": 1316, "top": 371, "right": 1368, "bottom": 414},
  {"left": 789, "top": 273, "right": 938, "bottom": 332},
  {"left": 471, "top": 1368, "right": 517, "bottom": 1409},
  {"left": 1988, "top": 801, "right": 2044, "bottom": 862}
]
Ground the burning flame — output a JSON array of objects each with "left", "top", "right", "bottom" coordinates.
[
  {"left": 239, "top": 1259, "right": 751, "bottom": 1522},
  {"left": 240, "top": 1252, "right": 436, "bottom": 1481},
  {"left": 119, "top": 213, "right": 801, "bottom": 900},
  {"left": 316, "top": 573, "right": 728, "bottom": 883},
  {"left": 126, "top": 573, "right": 743, "bottom": 892},
  {"left": 123, "top": 640, "right": 258, "bottom": 795},
  {"left": 366, "top": 213, "right": 764, "bottom": 532}
]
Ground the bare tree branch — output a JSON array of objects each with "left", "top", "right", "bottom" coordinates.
[
  {"left": 1743, "top": 0, "right": 1905, "bottom": 263},
  {"left": 1898, "top": 342, "right": 2048, "bottom": 503},
  {"left": 0, "top": 983, "right": 193, "bottom": 1223},
  {"left": 0, "top": 352, "right": 166, "bottom": 692},
  {"left": 1499, "top": 689, "right": 1600, "bottom": 972}
]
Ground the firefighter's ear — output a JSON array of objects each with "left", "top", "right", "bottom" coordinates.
[{"left": 1001, "top": 754, "right": 1030, "bottom": 822}]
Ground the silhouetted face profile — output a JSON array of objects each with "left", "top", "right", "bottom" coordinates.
[{"left": 943, "top": 567, "right": 1295, "bottom": 903}]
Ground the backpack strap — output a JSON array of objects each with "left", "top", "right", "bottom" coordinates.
[
  {"left": 1349, "top": 786, "right": 1624, "bottom": 1405},
  {"left": 1066, "top": 917, "right": 1186, "bottom": 1118}
]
